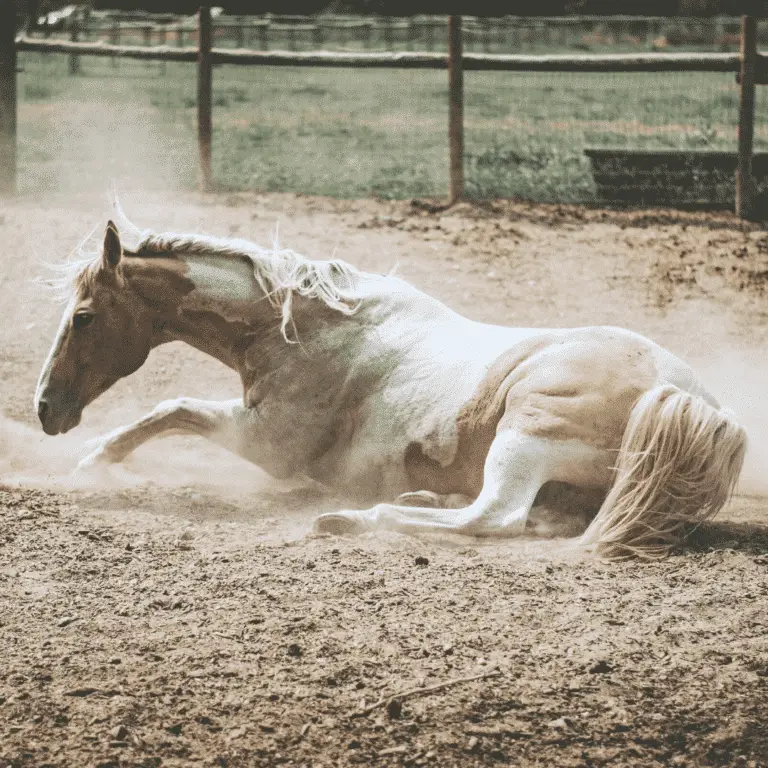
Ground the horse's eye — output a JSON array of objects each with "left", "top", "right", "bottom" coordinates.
[{"left": 72, "top": 312, "right": 95, "bottom": 330}]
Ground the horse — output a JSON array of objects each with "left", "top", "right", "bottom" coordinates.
[{"left": 34, "top": 218, "right": 747, "bottom": 559}]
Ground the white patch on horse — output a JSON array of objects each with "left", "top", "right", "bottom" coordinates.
[
  {"left": 182, "top": 253, "right": 261, "bottom": 315},
  {"left": 34, "top": 296, "right": 77, "bottom": 411}
]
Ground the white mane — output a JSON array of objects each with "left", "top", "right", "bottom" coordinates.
[{"left": 42, "top": 214, "right": 362, "bottom": 340}]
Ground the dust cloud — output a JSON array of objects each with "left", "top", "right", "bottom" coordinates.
[
  {"left": 18, "top": 57, "right": 196, "bottom": 204},
  {"left": 695, "top": 346, "right": 768, "bottom": 497},
  {"left": 5, "top": 342, "right": 766, "bottom": 509},
  {"left": 0, "top": 412, "right": 277, "bottom": 497}
]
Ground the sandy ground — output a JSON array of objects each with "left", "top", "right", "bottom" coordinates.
[{"left": 2, "top": 192, "right": 768, "bottom": 768}]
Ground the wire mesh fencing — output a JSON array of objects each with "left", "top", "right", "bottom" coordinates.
[
  {"left": 464, "top": 69, "right": 754, "bottom": 204},
  {"left": 33, "top": 13, "right": 755, "bottom": 55}
]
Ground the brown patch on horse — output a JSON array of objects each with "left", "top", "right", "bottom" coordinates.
[
  {"left": 122, "top": 257, "right": 273, "bottom": 372},
  {"left": 122, "top": 253, "right": 196, "bottom": 308},
  {"left": 405, "top": 329, "right": 659, "bottom": 498}
]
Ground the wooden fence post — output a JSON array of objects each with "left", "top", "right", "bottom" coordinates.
[
  {"left": 198, "top": 6, "right": 213, "bottom": 192},
  {"left": 160, "top": 26, "right": 167, "bottom": 76},
  {"left": 69, "top": 9, "right": 80, "bottom": 74},
  {"left": 384, "top": 17, "right": 393, "bottom": 50},
  {"left": 736, "top": 15, "right": 758, "bottom": 220},
  {"left": 448, "top": 15, "right": 464, "bottom": 203},
  {"left": 0, "top": 0, "right": 17, "bottom": 195},
  {"left": 110, "top": 19, "right": 119, "bottom": 67}
]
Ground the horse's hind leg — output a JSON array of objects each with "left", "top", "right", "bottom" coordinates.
[
  {"left": 315, "top": 431, "right": 602, "bottom": 537},
  {"left": 77, "top": 397, "right": 261, "bottom": 470}
]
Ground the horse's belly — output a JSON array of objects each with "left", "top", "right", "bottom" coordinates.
[
  {"left": 308, "top": 325, "right": 546, "bottom": 501},
  {"left": 309, "top": 441, "right": 413, "bottom": 504}
]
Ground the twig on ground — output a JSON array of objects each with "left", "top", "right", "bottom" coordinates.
[{"left": 352, "top": 669, "right": 501, "bottom": 717}]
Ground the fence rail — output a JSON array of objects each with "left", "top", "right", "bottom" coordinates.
[{"left": 14, "top": 38, "right": 750, "bottom": 72}]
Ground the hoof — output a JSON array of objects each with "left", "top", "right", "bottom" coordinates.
[
  {"left": 71, "top": 458, "right": 113, "bottom": 487},
  {"left": 71, "top": 445, "right": 123, "bottom": 486},
  {"left": 75, "top": 452, "right": 111, "bottom": 474},
  {"left": 395, "top": 490, "right": 441, "bottom": 508},
  {"left": 313, "top": 512, "right": 366, "bottom": 536}
]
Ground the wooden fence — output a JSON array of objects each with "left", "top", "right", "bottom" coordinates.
[{"left": 2, "top": 11, "right": 765, "bottom": 218}]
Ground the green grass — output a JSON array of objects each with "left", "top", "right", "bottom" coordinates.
[{"left": 17, "top": 52, "right": 768, "bottom": 202}]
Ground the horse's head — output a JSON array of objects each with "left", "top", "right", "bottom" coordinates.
[{"left": 35, "top": 221, "right": 155, "bottom": 435}]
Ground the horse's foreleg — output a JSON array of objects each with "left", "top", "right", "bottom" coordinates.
[
  {"left": 314, "top": 431, "right": 600, "bottom": 537},
  {"left": 76, "top": 397, "right": 278, "bottom": 473}
]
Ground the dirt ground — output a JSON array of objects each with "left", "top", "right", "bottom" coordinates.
[{"left": 2, "top": 192, "right": 768, "bottom": 768}]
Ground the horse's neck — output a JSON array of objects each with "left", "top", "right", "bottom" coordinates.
[
  {"left": 122, "top": 252, "right": 266, "bottom": 369},
  {"left": 128, "top": 250, "right": 366, "bottom": 379}
]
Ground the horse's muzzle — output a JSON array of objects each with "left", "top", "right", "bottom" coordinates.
[{"left": 37, "top": 394, "right": 81, "bottom": 435}]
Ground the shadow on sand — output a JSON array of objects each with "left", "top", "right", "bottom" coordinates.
[{"left": 684, "top": 519, "right": 768, "bottom": 555}]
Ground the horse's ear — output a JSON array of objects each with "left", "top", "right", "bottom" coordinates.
[{"left": 102, "top": 221, "right": 122, "bottom": 269}]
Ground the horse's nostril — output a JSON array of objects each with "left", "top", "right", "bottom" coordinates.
[{"left": 37, "top": 399, "right": 49, "bottom": 425}]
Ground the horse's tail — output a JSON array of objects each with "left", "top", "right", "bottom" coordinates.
[{"left": 580, "top": 384, "right": 747, "bottom": 560}]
